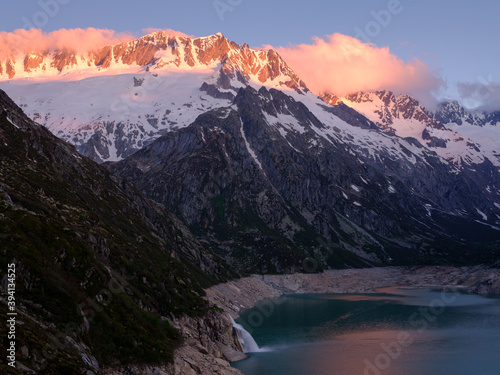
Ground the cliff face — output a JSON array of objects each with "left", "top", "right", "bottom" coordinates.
[
  {"left": 106, "top": 310, "right": 245, "bottom": 375},
  {"left": 255, "top": 265, "right": 500, "bottom": 296}
]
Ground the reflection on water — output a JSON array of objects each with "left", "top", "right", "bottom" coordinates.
[{"left": 232, "top": 288, "right": 500, "bottom": 375}]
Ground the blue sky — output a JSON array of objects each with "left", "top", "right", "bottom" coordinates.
[{"left": 1, "top": 0, "right": 499, "bottom": 108}]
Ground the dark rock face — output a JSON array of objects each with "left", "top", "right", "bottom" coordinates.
[
  {"left": 422, "top": 128, "right": 447, "bottom": 148},
  {"left": 435, "top": 101, "right": 473, "bottom": 126},
  {"left": 319, "top": 102, "right": 378, "bottom": 130},
  {"left": 200, "top": 82, "right": 236, "bottom": 101},
  {"left": 112, "top": 86, "right": 500, "bottom": 274},
  {"left": 76, "top": 120, "right": 149, "bottom": 162},
  {"left": 133, "top": 77, "right": 145, "bottom": 87}
]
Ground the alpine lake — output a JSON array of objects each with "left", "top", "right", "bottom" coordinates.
[{"left": 232, "top": 287, "right": 500, "bottom": 375}]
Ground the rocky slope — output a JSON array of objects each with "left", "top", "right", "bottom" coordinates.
[
  {"left": 111, "top": 86, "right": 500, "bottom": 274},
  {"left": 257, "top": 265, "right": 500, "bottom": 295},
  {"left": 105, "top": 310, "right": 245, "bottom": 375},
  {"left": 0, "top": 88, "right": 235, "bottom": 374}
]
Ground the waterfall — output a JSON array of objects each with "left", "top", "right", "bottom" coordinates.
[{"left": 230, "top": 316, "right": 260, "bottom": 353}]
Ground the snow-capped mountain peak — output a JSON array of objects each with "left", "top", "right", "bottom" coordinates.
[
  {"left": 0, "top": 31, "right": 307, "bottom": 93},
  {"left": 0, "top": 31, "right": 309, "bottom": 162},
  {"left": 321, "top": 89, "right": 500, "bottom": 168}
]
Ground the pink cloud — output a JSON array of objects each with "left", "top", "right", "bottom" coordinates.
[
  {"left": 268, "top": 33, "right": 443, "bottom": 104},
  {"left": 0, "top": 28, "right": 197, "bottom": 61},
  {"left": 0, "top": 28, "right": 136, "bottom": 58}
]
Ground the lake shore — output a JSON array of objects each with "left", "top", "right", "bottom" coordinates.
[{"left": 206, "top": 265, "right": 500, "bottom": 319}]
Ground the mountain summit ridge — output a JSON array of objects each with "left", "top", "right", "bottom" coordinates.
[
  {"left": 0, "top": 31, "right": 309, "bottom": 162},
  {"left": 0, "top": 30, "right": 306, "bottom": 93}
]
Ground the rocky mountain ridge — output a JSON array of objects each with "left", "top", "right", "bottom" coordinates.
[
  {"left": 2, "top": 31, "right": 499, "bottom": 274},
  {"left": 0, "top": 31, "right": 306, "bottom": 91},
  {"left": 111, "top": 85, "right": 500, "bottom": 273},
  {"left": 321, "top": 90, "right": 500, "bottom": 169},
  {"left": 0, "top": 31, "right": 307, "bottom": 163},
  {"left": 435, "top": 100, "right": 500, "bottom": 127}
]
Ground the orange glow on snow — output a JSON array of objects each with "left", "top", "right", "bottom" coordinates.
[
  {"left": 141, "top": 28, "right": 193, "bottom": 39},
  {"left": 268, "top": 34, "right": 442, "bottom": 100}
]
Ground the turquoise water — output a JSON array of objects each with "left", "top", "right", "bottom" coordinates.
[{"left": 232, "top": 288, "right": 500, "bottom": 375}]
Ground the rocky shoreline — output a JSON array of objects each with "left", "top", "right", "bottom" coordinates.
[
  {"left": 207, "top": 265, "right": 500, "bottom": 319},
  {"left": 107, "top": 265, "right": 500, "bottom": 375}
]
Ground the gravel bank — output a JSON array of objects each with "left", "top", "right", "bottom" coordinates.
[{"left": 207, "top": 265, "right": 500, "bottom": 317}]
